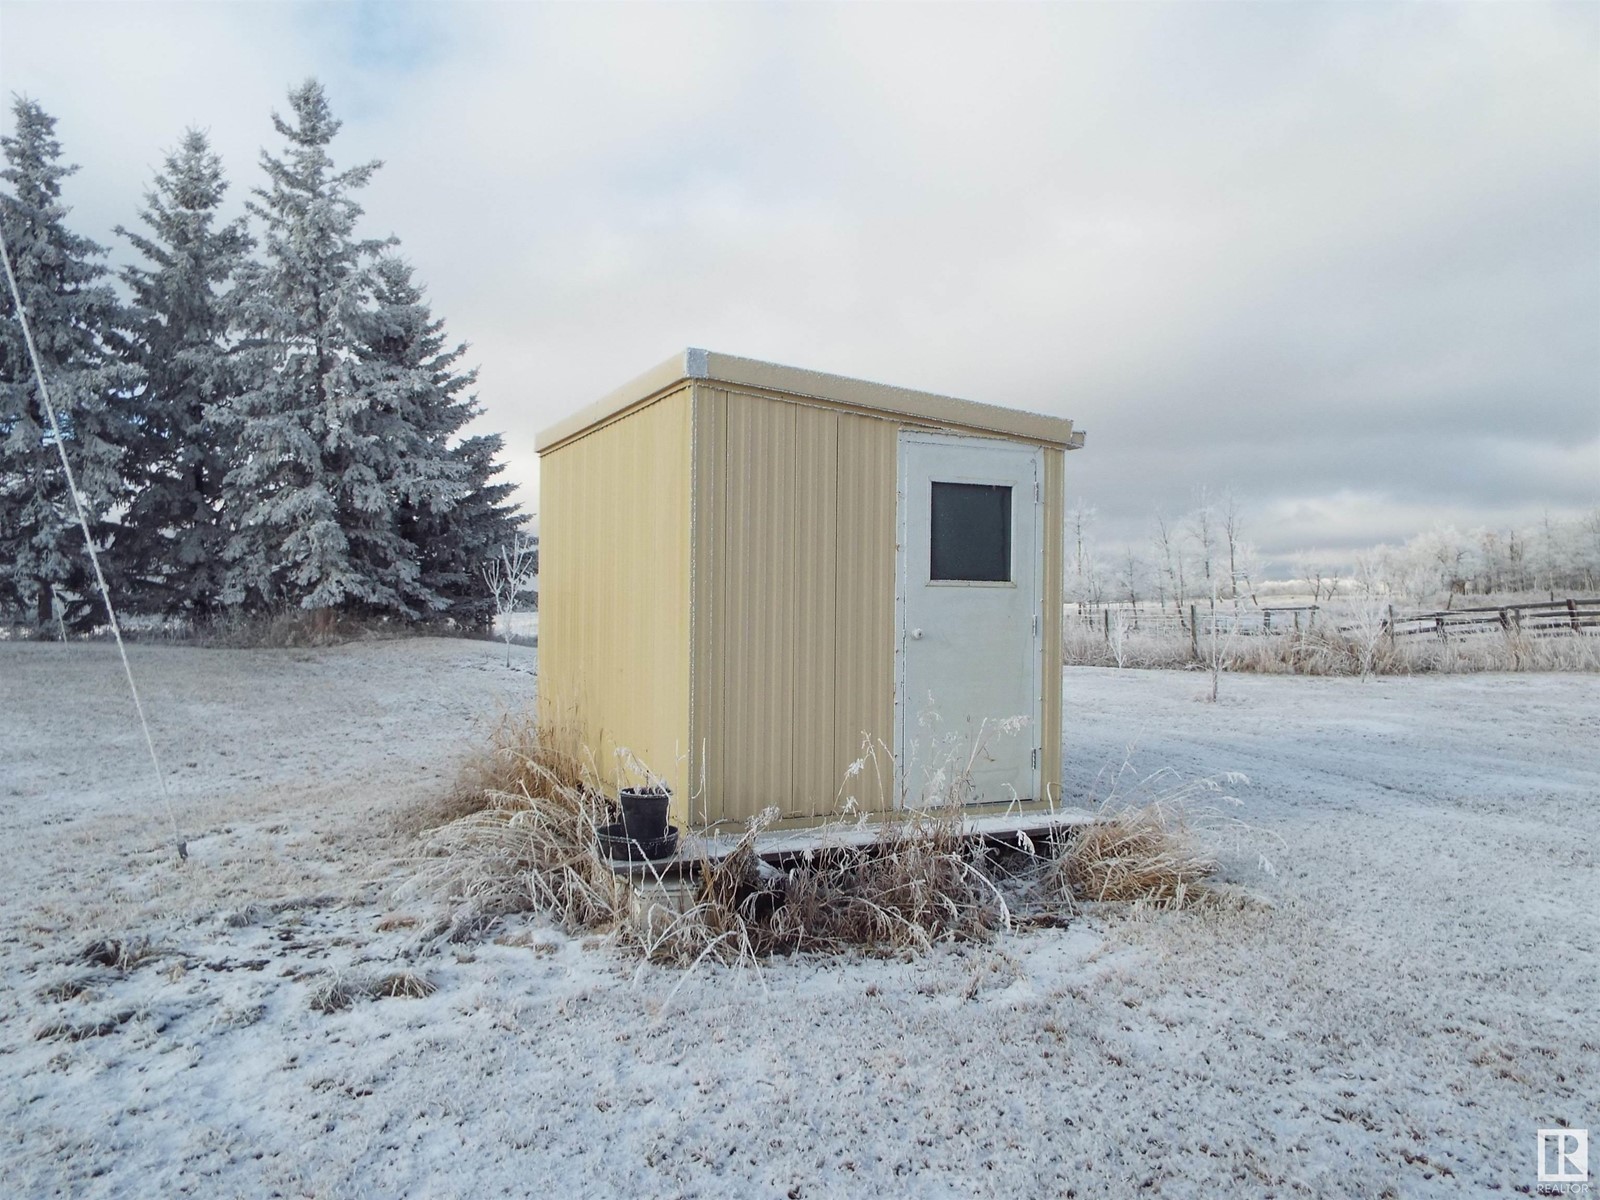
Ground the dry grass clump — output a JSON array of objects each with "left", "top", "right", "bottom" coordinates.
[
  {"left": 410, "top": 719, "right": 1248, "bottom": 967},
  {"left": 635, "top": 807, "right": 1011, "bottom": 965},
  {"left": 1051, "top": 769, "right": 1252, "bottom": 909},
  {"left": 408, "top": 717, "right": 1026, "bottom": 964},
  {"left": 1066, "top": 616, "right": 1599, "bottom": 676},
  {"left": 1055, "top": 803, "right": 1217, "bottom": 906},
  {"left": 310, "top": 970, "right": 438, "bottom": 1013},
  {"left": 462, "top": 712, "right": 589, "bottom": 802},
  {"left": 34, "top": 1010, "right": 136, "bottom": 1042},
  {"left": 371, "top": 970, "right": 438, "bottom": 1000},
  {"left": 1226, "top": 628, "right": 1404, "bottom": 677},
  {"left": 417, "top": 711, "right": 591, "bottom": 829},
  {"left": 191, "top": 609, "right": 410, "bottom": 649},
  {"left": 73, "top": 937, "right": 160, "bottom": 972},
  {"left": 1066, "top": 621, "right": 1406, "bottom": 676},
  {"left": 407, "top": 716, "right": 628, "bottom": 935},
  {"left": 764, "top": 811, "right": 1007, "bottom": 953}
]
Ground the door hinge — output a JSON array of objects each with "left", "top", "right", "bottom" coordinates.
[
  {"left": 1032, "top": 748, "right": 1039, "bottom": 769},
  {"left": 1034, "top": 479, "right": 1040, "bottom": 503},
  {"left": 1033, "top": 612, "right": 1039, "bottom": 636}
]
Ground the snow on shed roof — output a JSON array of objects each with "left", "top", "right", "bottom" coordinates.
[{"left": 535, "top": 349, "right": 1084, "bottom": 453}]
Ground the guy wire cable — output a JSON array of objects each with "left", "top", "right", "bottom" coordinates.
[{"left": 0, "top": 223, "right": 187, "bottom": 862}]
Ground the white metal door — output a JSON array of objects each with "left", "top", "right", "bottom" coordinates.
[{"left": 897, "top": 432, "right": 1042, "bottom": 807}]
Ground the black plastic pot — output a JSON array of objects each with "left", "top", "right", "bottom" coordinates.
[
  {"left": 597, "top": 821, "right": 679, "bottom": 863},
  {"left": 619, "top": 786, "right": 671, "bottom": 844}
]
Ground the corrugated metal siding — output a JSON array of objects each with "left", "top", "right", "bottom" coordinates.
[
  {"left": 688, "top": 384, "right": 722, "bottom": 824},
  {"left": 1040, "top": 447, "right": 1065, "bottom": 803},
  {"left": 721, "top": 391, "right": 797, "bottom": 815},
  {"left": 537, "top": 387, "right": 692, "bottom": 819},
  {"left": 691, "top": 388, "right": 896, "bottom": 824},
  {"left": 791, "top": 403, "right": 839, "bottom": 816},
  {"left": 831, "top": 412, "right": 897, "bottom": 814}
]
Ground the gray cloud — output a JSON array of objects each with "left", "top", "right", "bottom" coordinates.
[{"left": 2, "top": 1, "right": 1595, "bottom": 568}]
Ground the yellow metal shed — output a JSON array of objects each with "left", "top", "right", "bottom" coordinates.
[{"left": 536, "top": 350, "right": 1085, "bottom": 832}]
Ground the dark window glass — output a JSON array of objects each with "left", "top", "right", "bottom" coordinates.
[{"left": 930, "top": 482, "right": 1011, "bottom": 581}]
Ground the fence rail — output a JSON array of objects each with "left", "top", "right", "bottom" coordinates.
[
  {"left": 1069, "top": 597, "right": 1600, "bottom": 646},
  {"left": 1387, "top": 598, "right": 1600, "bottom": 640}
]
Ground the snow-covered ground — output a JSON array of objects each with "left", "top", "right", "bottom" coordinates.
[
  {"left": 495, "top": 610, "right": 538, "bottom": 641},
  {"left": 1, "top": 641, "right": 1594, "bottom": 1196}
]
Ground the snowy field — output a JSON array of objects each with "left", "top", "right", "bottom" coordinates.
[
  {"left": 1, "top": 640, "right": 1595, "bottom": 1197},
  {"left": 494, "top": 610, "right": 538, "bottom": 642}
]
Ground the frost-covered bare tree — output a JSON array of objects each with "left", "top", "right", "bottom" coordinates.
[
  {"left": 482, "top": 532, "right": 538, "bottom": 667},
  {"left": 1117, "top": 545, "right": 1144, "bottom": 614},
  {"left": 1201, "top": 570, "right": 1233, "bottom": 702},
  {"left": 1221, "top": 488, "right": 1246, "bottom": 604},
  {"left": 1185, "top": 488, "right": 1218, "bottom": 609},
  {"left": 1347, "top": 553, "right": 1392, "bottom": 679},
  {"left": 1067, "top": 501, "right": 1096, "bottom": 612},
  {"left": 1153, "top": 510, "right": 1185, "bottom": 616},
  {"left": 1582, "top": 508, "right": 1600, "bottom": 591},
  {"left": 1089, "top": 501, "right": 1599, "bottom": 626},
  {"left": 1537, "top": 510, "right": 1564, "bottom": 596}
]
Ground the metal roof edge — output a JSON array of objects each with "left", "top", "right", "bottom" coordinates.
[
  {"left": 536, "top": 348, "right": 1079, "bottom": 453},
  {"left": 698, "top": 351, "right": 1076, "bottom": 447},
  {"left": 536, "top": 350, "right": 698, "bottom": 453}
]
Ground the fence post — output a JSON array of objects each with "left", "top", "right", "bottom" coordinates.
[
  {"left": 1190, "top": 604, "right": 1199, "bottom": 660},
  {"left": 1386, "top": 604, "right": 1395, "bottom": 647},
  {"left": 1569, "top": 598, "right": 1581, "bottom": 633},
  {"left": 1498, "top": 608, "right": 1510, "bottom": 634},
  {"left": 1435, "top": 613, "right": 1447, "bottom": 643},
  {"left": 1103, "top": 609, "right": 1110, "bottom": 643}
]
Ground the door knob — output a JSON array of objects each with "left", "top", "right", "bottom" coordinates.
[{"left": 911, "top": 628, "right": 924, "bottom": 640}]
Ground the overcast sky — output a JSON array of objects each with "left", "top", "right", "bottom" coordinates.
[{"left": 2, "top": 1, "right": 1596, "bottom": 571}]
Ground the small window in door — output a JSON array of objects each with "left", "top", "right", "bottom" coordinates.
[{"left": 930, "top": 482, "right": 1011, "bottom": 582}]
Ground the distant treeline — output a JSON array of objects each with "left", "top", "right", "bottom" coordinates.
[
  {"left": 0, "top": 80, "right": 521, "bottom": 634},
  {"left": 1066, "top": 489, "right": 1600, "bottom": 613}
]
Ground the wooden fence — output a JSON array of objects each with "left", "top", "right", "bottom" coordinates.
[
  {"left": 1385, "top": 598, "right": 1600, "bottom": 641},
  {"left": 1069, "top": 598, "right": 1600, "bottom": 647}
]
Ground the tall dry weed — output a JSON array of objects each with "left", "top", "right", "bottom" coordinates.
[
  {"left": 408, "top": 719, "right": 1252, "bottom": 965},
  {"left": 1052, "top": 767, "right": 1254, "bottom": 908},
  {"left": 405, "top": 717, "right": 627, "bottom": 935},
  {"left": 1055, "top": 805, "right": 1216, "bottom": 906},
  {"left": 1065, "top": 616, "right": 1598, "bottom": 675},
  {"left": 635, "top": 806, "right": 1010, "bottom": 964}
]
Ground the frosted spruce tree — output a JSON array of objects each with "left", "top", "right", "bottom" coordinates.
[
  {"left": 354, "top": 254, "right": 521, "bottom": 626},
  {"left": 435, "top": 431, "right": 523, "bottom": 629},
  {"left": 116, "top": 130, "right": 252, "bottom": 620},
  {"left": 0, "top": 98, "right": 141, "bottom": 631},
  {"left": 218, "top": 79, "right": 407, "bottom": 618}
]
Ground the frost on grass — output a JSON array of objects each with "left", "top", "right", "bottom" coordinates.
[
  {"left": 74, "top": 937, "right": 162, "bottom": 972},
  {"left": 406, "top": 717, "right": 1246, "bottom": 968},
  {"left": 309, "top": 971, "right": 437, "bottom": 1014},
  {"left": 405, "top": 713, "right": 630, "bottom": 937},
  {"left": 1057, "top": 803, "right": 1217, "bottom": 906},
  {"left": 405, "top": 716, "right": 1048, "bottom": 966},
  {"left": 1054, "top": 765, "right": 1261, "bottom": 909},
  {"left": 6, "top": 641, "right": 1594, "bottom": 1197},
  {"left": 634, "top": 805, "right": 1015, "bottom": 967}
]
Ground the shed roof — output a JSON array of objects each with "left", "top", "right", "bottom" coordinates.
[{"left": 535, "top": 349, "right": 1084, "bottom": 453}]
